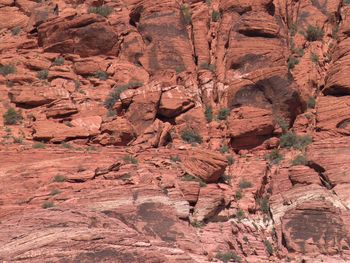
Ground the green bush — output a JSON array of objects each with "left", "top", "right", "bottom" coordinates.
[
  {"left": 236, "top": 190, "right": 242, "bottom": 200},
  {"left": 61, "top": 142, "right": 72, "bottom": 149},
  {"left": 275, "top": 116, "right": 288, "bottom": 133},
  {"left": 345, "top": 0, "right": 350, "bottom": 5},
  {"left": 217, "top": 108, "right": 230, "bottom": 120},
  {"left": 258, "top": 197, "right": 270, "bottom": 214},
  {"left": 53, "top": 175, "right": 67, "bottom": 182},
  {"left": 52, "top": 57, "right": 65, "bottom": 66},
  {"left": 12, "top": 136, "right": 23, "bottom": 144},
  {"left": 287, "top": 56, "right": 299, "bottom": 70},
  {"left": 11, "top": 27, "right": 21, "bottom": 36},
  {"left": 181, "top": 173, "right": 207, "bottom": 187},
  {"left": 227, "top": 156, "right": 234, "bottom": 165},
  {"left": 307, "top": 96, "right": 316, "bottom": 109},
  {"left": 0, "top": 64, "right": 15, "bottom": 76},
  {"left": 311, "top": 53, "right": 319, "bottom": 64},
  {"left": 104, "top": 82, "right": 143, "bottom": 110},
  {"left": 239, "top": 179, "right": 252, "bottom": 189},
  {"left": 181, "top": 129, "right": 203, "bottom": 144},
  {"left": 88, "top": 6, "right": 113, "bottom": 17},
  {"left": 50, "top": 189, "right": 60, "bottom": 196},
  {"left": 200, "top": 62, "right": 215, "bottom": 71},
  {"left": 191, "top": 220, "right": 203, "bottom": 228},
  {"left": 123, "top": 155, "right": 138, "bottom": 164},
  {"left": 219, "top": 145, "right": 229, "bottom": 153},
  {"left": 94, "top": 70, "right": 108, "bottom": 80},
  {"left": 204, "top": 106, "right": 213, "bottom": 122},
  {"left": 170, "top": 155, "right": 181, "bottom": 162},
  {"left": 42, "top": 201, "right": 54, "bottom": 209},
  {"left": 211, "top": 10, "right": 220, "bottom": 22},
  {"left": 280, "top": 132, "right": 312, "bottom": 149},
  {"left": 33, "top": 142, "right": 46, "bottom": 149},
  {"left": 181, "top": 4, "right": 192, "bottom": 25},
  {"left": 236, "top": 209, "right": 245, "bottom": 220},
  {"left": 305, "top": 25, "right": 324, "bottom": 42},
  {"left": 265, "top": 149, "right": 283, "bottom": 164},
  {"left": 264, "top": 240, "right": 274, "bottom": 256},
  {"left": 3, "top": 108, "right": 22, "bottom": 125},
  {"left": 292, "top": 154, "right": 308, "bottom": 166},
  {"left": 37, "top": 70, "right": 49, "bottom": 80},
  {"left": 215, "top": 251, "right": 241, "bottom": 263}
]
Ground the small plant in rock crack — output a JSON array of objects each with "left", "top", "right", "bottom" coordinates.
[
  {"left": 236, "top": 190, "right": 242, "bottom": 200},
  {"left": 311, "top": 53, "right": 319, "bottom": 64},
  {"left": 42, "top": 201, "right": 54, "bottom": 209},
  {"left": 215, "top": 251, "right": 241, "bottom": 263},
  {"left": 219, "top": 174, "right": 231, "bottom": 184},
  {"left": 52, "top": 57, "right": 65, "bottom": 66},
  {"left": 307, "top": 96, "right": 316, "bottom": 109},
  {"left": 50, "top": 189, "right": 61, "bottom": 196},
  {"left": 264, "top": 240, "right": 274, "bottom": 256},
  {"left": 53, "top": 175, "right": 67, "bottom": 183},
  {"left": 3, "top": 108, "right": 22, "bottom": 125},
  {"left": 94, "top": 70, "right": 109, "bottom": 80},
  {"left": 88, "top": 5, "right": 113, "bottom": 17},
  {"left": 190, "top": 220, "right": 203, "bottom": 228},
  {"left": 274, "top": 116, "right": 288, "bottom": 133},
  {"left": 305, "top": 25, "right": 324, "bottom": 42},
  {"left": 123, "top": 155, "right": 138, "bottom": 164},
  {"left": 200, "top": 62, "right": 215, "bottom": 71},
  {"left": 287, "top": 56, "right": 299, "bottom": 70},
  {"left": 219, "top": 145, "right": 229, "bottom": 154},
  {"left": 236, "top": 209, "right": 245, "bottom": 221},
  {"left": 181, "top": 4, "right": 192, "bottom": 25},
  {"left": 280, "top": 132, "right": 312, "bottom": 150},
  {"left": 204, "top": 106, "right": 213, "bottom": 123},
  {"left": 11, "top": 26, "right": 21, "bottom": 36},
  {"left": 181, "top": 173, "right": 207, "bottom": 187},
  {"left": 180, "top": 129, "right": 203, "bottom": 144},
  {"left": 37, "top": 69, "right": 49, "bottom": 80},
  {"left": 265, "top": 149, "right": 283, "bottom": 165},
  {"left": 239, "top": 179, "right": 252, "bottom": 189},
  {"left": 258, "top": 197, "right": 270, "bottom": 214},
  {"left": 217, "top": 108, "right": 230, "bottom": 120},
  {"left": 291, "top": 154, "right": 308, "bottom": 166},
  {"left": 170, "top": 155, "right": 181, "bottom": 162},
  {"left": 211, "top": 10, "right": 220, "bottom": 22},
  {"left": 0, "top": 64, "right": 15, "bottom": 76},
  {"left": 227, "top": 156, "right": 234, "bottom": 165}
]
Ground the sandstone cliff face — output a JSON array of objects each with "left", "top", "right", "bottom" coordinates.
[{"left": 1, "top": 0, "right": 350, "bottom": 262}]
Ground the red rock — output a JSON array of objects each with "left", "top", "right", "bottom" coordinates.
[
  {"left": 288, "top": 165, "right": 321, "bottom": 186},
  {"left": 45, "top": 99, "right": 78, "bottom": 118},
  {"left": 181, "top": 149, "right": 227, "bottom": 183},
  {"left": 97, "top": 117, "right": 135, "bottom": 146}
]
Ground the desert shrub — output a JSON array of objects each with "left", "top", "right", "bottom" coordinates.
[
  {"left": 258, "top": 197, "right": 270, "bottom": 214},
  {"left": 345, "top": 0, "right": 350, "bottom": 5},
  {"left": 104, "top": 82, "right": 142, "bottom": 110},
  {"left": 170, "top": 155, "right": 181, "bottom": 162},
  {"left": 123, "top": 155, "right": 138, "bottom": 164},
  {"left": 52, "top": 57, "right": 65, "bottom": 66},
  {"left": 227, "top": 156, "right": 234, "bottom": 165},
  {"left": 219, "top": 145, "right": 229, "bottom": 153},
  {"left": 307, "top": 96, "right": 316, "bottom": 109},
  {"left": 292, "top": 154, "right": 308, "bottom": 166},
  {"left": 181, "top": 173, "right": 207, "bottom": 187},
  {"left": 191, "top": 220, "right": 203, "bottom": 228},
  {"left": 217, "top": 108, "right": 230, "bottom": 120},
  {"left": 239, "top": 179, "right": 252, "bottom": 189},
  {"left": 204, "top": 106, "right": 213, "bottom": 122},
  {"left": 0, "top": 64, "right": 15, "bottom": 76},
  {"left": 94, "top": 70, "right": 108, "bottom": 80},
  {"left": 280, "top": 132, "right": 312, "bottom": 149},
  {"left": 33, "top": 142, "right": 46, "bottom": 149},
  {"left": 42, "top": 201, "right": 54, "bottom": 209},
  {"left": 175, "top": 66, "right": 185, "bottom": 74},
  {"left": 88, "top": 5, "right": 113, "bottom": 17},
  {"left": 53, "top": 175, "right": 67, "bottom": 182},
  {"left": 61, "top": 142, "right": 72, "bottom": 149},
  {"left": 211, "top": 10, "right": 220, "bottom": 22},
  {"left": 3, "top": 108, "right": 22, "bottom": 125},
  {"left": 37, "top": 69, "right": 49, "bottom": 80},
  {"left": 181, "top": 129, "right": 203, "bottom": 144},
  {"left": 290, "top": 23, "right": 297, "bottom": 36},
  {"left": 287, "top": 56, "right": 299, "bottom": 70},
  {"left": 265, "top": 149, "right": 283, "bottom": 164},
  {"left": 236, "top": 190, "right": 242, "bottom": 200},
  {"left": 311, "top": 53, "right": 319, "bottom": 63},
  {"left": 12, "top": 136, "right": 23, "bottom": 144},
  {"left": 219, "top": 174, "right": 231, "bottom": 184},
  {"left": 215, "top": 251, "right": 241, "bottom": 263},
  {"left": 181, "top": 4, "right": 192, "bottom": 25},
  {"left": 50, "top": 189, "right": 60, "bottom": 196},
  {"left": 264, "top": 240, "right": 274, "bottom": 255},
  {"left": 236, "top": 209, "right": 245, "bottom": 220},
  {"left": 11, "top": 26, "right": 21, "bottom": 36},
  {"left": 200, "top": 62, "right": 215, "bottom": 71},
  {"left": 305, "top": 25, "right": 324, "bottom": 42}
]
